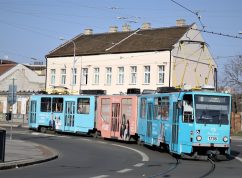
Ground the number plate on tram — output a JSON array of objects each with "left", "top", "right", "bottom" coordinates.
[{"left": 208, "top": 136, "right": 217, "bottom": 141}]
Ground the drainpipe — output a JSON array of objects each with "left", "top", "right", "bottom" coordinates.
[
  {"left": 169, "top": 49, "right": 172, "bottom": 87},
  {"left": 214, "top": 68, "right": 217, "bottom": 91},
  {"left": 45, "top": 56, "right": 48, "bottom": 92}
]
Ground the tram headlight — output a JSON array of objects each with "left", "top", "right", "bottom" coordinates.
[
  {"left": 196, "top": 135, "right": 202, "bottom": 141},
  {"left": 223, "top": 136, "right": 228, "bottom": 142}
]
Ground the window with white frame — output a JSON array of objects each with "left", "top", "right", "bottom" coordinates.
[
  {"left": 93, "top": 67, "right": 99, "bottom": 85},
  {"left": 158, "top": 65, "right": 165, "bottom": 84},
  {"left": 72, "top": 68, "right": 77, "bottom": 85},
  {"left": 81, "top": 68, "right": 88, "bottom": 85},
  {"left": 50, "top": 69, "right": 56, "bottom": 85},
  {"left": 61, "top": 69, "right": 66, "bottom": 85},
  {"left": 144, "top": 66, "right": 150, "bottom": 84},
  {"left": 130, "top": 66, "right": 137, "bottom": 84},
  {"left": 117, "top": 67, "right": 124, "bottom": 85},
  {"left": 106, "top": 67, "right": 112, "bottom": 85}
]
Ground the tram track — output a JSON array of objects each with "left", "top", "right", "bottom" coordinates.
[
  {"left": 199, "top": 158, "right": 216, "bottom": 178},
  {"left": 147, "top": 157, "right": 180, "bottom": 178}
]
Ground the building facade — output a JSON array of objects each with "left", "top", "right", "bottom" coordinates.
[
  {"left": 0, "top": 62, "right": 45, "bottom": 121},
  {"left": 46, "top": 21, "right": 216, "bottom": 95}
]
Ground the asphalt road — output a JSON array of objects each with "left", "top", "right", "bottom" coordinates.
[{"left": 0, "top": 127, "right": 242, "bottom": 178}]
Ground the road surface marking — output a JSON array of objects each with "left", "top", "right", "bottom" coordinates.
[
  {"left": 112, "top": 144, "right": 149, "bottom": 162},
  {"left": 97, "top": 141, "right": 107, "bottom": 144},
  {"left": 117, "top": 168, "right": 133, "bottom": 173},
  {"left": 90, "top": 175, "right": 109, "bottom": 178},
  {"left": 134, "top": 163, "right": 144, "bottom": 167},
  {"left": 235, "top": 156, "right": 242, "bottom": 162},
  {"left": 81, "top": 138, "right": 91, "bottom": 141}
]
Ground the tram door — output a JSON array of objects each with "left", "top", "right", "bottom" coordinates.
[
  {"left": 64, "top": 101, "right": 75, "bottom": 131},
  {"left": 171, "top": 102, "right": 179, "bottom": 153},
  {"left": 146, "top": 103, "right": 153, "bottom": 144},
  {"left": 111, "top": 103, "right": 120, "bottom": 138},
  {"left": 29, "top": 100, "right": 37, "bottom": 125}
]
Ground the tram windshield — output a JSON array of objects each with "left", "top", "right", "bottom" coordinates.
[{"left": 195, "top": 95, "right": 230, "bottom": 125}]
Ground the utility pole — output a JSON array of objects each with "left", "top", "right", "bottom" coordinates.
[{"left": 9, "top": 78, "right": 16, "bottom": 140}]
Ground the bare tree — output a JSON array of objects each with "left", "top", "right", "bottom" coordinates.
[{"left": 223, "top": 56, "right": 242, "bottom": 92}]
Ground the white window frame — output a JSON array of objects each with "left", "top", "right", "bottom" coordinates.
[
  {"left": 158, "top": 65, "right": 165, "bottom": 84},
  {"left": 117, "top": 67, "right": 124, "bottom": 85},
  {"left": 130, "top": 66, "right": 137, "bottom": 84},
  {"left": 72, "top": 68, "right": 77, "bottom": 85},
  {"left": 106, "top": 67, "right": 112, "bottom": 85},
  {"left": 50, "top": 69, "right": 56, "bottom": 85},
  {"left": 81, "top": 68, "right": 88, "bottom": 85},
  {"left": 144, "top": 66, "right": 150, "bottom": 84},
  {"left": 93, "top": 67, "right": 99, "bottom": 85},
  {"left": 61, "top": 69, "right": 66, "bottom": 85}
]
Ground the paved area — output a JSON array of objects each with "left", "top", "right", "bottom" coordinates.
[
  {"left": 0, "top": 121, "right": 28, "bottom": 129},
  {"left": 0, "top": 120, "right": 241, "bottom": 171},
  {"left": 0, "top": 137, "right": 58, "bottom": 170}
]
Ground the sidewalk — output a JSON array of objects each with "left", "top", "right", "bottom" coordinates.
[
  {"left": 0, "top": 120, "right": 28, "bottom": 129},
  {"left": 0, "top": 139, "right": 58, "bottom": 170}
]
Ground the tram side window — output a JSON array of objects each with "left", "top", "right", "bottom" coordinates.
[
  {"left": 121, "top": 98, "right": 132, "bottom": 119},
  {"left": 154, "top": 97, "right": 162, "bottom": 119},
  {"left": 40, "top": 97, "right": 51, "bottom": 112},
  {"left": 161, "top": 96, "right": 169, "bottom": 120},
  {"left": 140, "top": 98, "right": 147, "bottom": 119},
  {"left": 77, "top": 98, "right": 90, "bottom": 114},
  {"left": 101, "top": 98, "right": 110, "bottom": 122},
  {"left": 52, "top": 97, "right": 63, "bottom": 112},
  {"left": 183, "top": 94, "right": 193, "bottom": 123}
]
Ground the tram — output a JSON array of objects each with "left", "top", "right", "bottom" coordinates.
[
  {"left": 137, "top": 87, "right": 231, "bottom": 159},
  {"left": 96, "top": 94, "right": 139, "bottom": 141},
  {"left": 28, "top": 94, "right": 96, "bottom": 134}
]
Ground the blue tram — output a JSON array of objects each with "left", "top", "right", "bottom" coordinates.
[
  {"left": 28, "top": 94, "right": 96, "bottom": 134},
  {"left": 137, "top": 88, "right": 231, "bottom": 159}
]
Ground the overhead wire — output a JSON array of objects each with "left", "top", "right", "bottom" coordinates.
[
  {"left": 191, "top": 28, "right": 242, "bottom": 40},
  {"left": 169, "top": 0, "right": 205, "bottom": 29}
]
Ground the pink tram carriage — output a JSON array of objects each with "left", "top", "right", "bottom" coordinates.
[{"left": 96, "top": 94, "right": 138, "bottom": 141}]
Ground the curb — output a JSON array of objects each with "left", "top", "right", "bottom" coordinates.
[
  {"left": 0, "top": 142, "right": 58, "bottom": 170},
  {"left": 231, "top": 136, "right": 242, "bottom": 141}
]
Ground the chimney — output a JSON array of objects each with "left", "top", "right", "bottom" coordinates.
[
  {"left": 109, "top": 26, "right": 118, "bottom": 33},
  {"left": 141, "top": 22, "right": 151, "bottom": 30},
  {"left": 176, "top": 19, "right": 186, "bottom": 26},
  {"left": 84, "top": 28, "right": 93, "bottom": 35},
  {"left": 122, "top": 23, "right": 131, "bottom": 32}
]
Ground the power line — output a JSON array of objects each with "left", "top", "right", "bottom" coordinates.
[
  {"left": 169, "top": 0, "right": 205, "bottom": 29},
  {"left": 192, "top": 28, "right": 242, "bottom": 40}
]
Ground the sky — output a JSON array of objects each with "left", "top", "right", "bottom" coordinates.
[{"left": 0, "top": 0, "right": 242, "bottom": 81}]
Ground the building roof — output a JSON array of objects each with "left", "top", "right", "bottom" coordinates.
[
  {"left": 0, "top": 59, "right": 17, "bottom": 64},
  {"left": 0, "top": 64, "right": 17, "bottom": 76},
  {"left": 46, "top": 25, "right": 191, "bottom": 58}
]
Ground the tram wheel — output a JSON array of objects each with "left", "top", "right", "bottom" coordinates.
[
  {"left": 94, "top": 131, "right": 101, "bottom": 139},
  {"left": 40, "top": 127, "right": 47, "bottom": 133}
]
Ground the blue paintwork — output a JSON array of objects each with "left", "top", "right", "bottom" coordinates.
[
  {"left": 137, "top": 91, "right": 231, "bottom": 156},
  {"left": 28, "top": 95, "right": 96, "bottom": 134}
]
